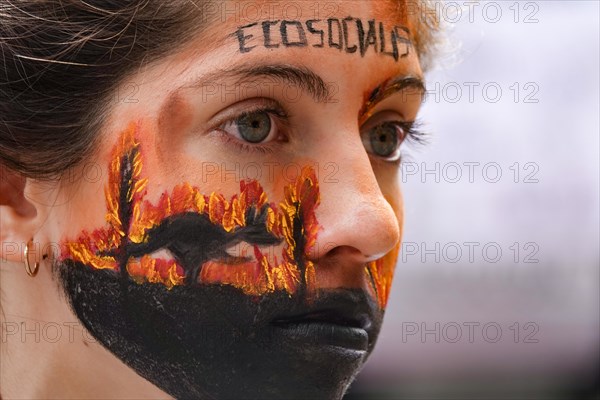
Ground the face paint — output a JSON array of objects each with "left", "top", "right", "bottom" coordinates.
[
  {"left": 233, "top": 17, "right": 412, "bottom": 62},
  {"left": 359, "top": 76, "right": 426, "bottom": 124},
  {"left": 56, "top": 122, "right": 396, "bottom": 399},
  {"left": 366, "top": 242, "right": 400, "bottom": 308},
  {"left": 61, "top": 122, "right": 319, "bottom": 295}
]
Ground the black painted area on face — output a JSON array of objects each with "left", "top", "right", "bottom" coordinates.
[
  {"left": 118, "top": 150, "right": 136, "bottom": 278},
  {"left": 57, "top": 261, "right": 383, "bottom": 400},
  {"left": 124, "top": 205, "right": 280, "bottom": 284}
]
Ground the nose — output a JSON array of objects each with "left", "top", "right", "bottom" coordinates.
[{"left": 307, "top": 140, "right": 402, "bottom": 268}]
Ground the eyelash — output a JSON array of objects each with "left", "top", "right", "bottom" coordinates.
[{"left": 386, "top": 120, "right": 428, "bottom": 166}]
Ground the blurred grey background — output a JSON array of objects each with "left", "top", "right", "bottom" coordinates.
[{"left": 347, "top": 1, "right": 600, "bottom": 399}]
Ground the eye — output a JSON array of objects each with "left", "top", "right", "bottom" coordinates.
[
  {"left": 220, "top": 110, "right": 277, "bottom": 144},
  {"left": 364, "top": 122, "right": 402, "bottom": 158},
  {"left": 360, "top": 110, "right": 425, "bottom": 163},
  {"left": 361, "top": 120, "right": 413, "bottom": 162}
]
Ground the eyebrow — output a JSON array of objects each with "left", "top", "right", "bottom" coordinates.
[
  {"left": 359, "top": 75, "right": 426, "bottom": 121},
  {"left": 179, "top": 62, "right": 425, "bottom": 112},
  {"left": 367, "top": 76, "right": 426, "bottom": 106},
  {"left": 182, "top": 63, "right": 332, "bottom": 103}
]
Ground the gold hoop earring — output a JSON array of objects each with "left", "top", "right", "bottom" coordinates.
[{"left": 24, "top": 238, "right": 39, "bottom": 277}]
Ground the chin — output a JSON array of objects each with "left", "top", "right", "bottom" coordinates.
[{"left": 57, "top": 260, "right": 383, "bottom": 399}]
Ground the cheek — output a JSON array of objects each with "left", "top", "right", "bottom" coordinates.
[{"left": 51, "top": 155, "right": 120, "bottom": 245}]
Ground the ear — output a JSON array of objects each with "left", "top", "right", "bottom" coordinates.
[{"left": 0, "top": 165, "right": 51, "bottom": 263}]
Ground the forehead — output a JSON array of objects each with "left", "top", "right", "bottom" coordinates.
[
  {"left": 107, "top": 0, "right": 422, "bottom": 124},
  {"left": 168, "top": 0, "right": 419, "bottom": 75},
  {"left": 209, "top": 0, "right": 409, "bottom": 25}
]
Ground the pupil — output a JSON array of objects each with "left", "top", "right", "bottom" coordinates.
[{"left": 237, "top": 112, "right": 271, "bottom": 143}]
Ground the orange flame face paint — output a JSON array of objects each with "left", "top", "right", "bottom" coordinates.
[
  {"left": 61, "top": 122, "right": 320, "bottom": 296},
  {"left": 60, "top": 121, "right": 396, "bottom": 308},
  {"left": 365, "top": 243, "right": 399, "bottom": 308}
]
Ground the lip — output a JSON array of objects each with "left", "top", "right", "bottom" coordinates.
[
  {"left": 271, "top": 306, "right": 373, "bottom": 351},
  {"left": 272, "top": 320, "right": 369, "bottom": 351}
]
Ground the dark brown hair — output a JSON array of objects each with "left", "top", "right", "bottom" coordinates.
[
  {"left": 0, "top": 1, "right": 209, "bottom": 178},
  {"left": 0, "top": 0, "right": 440, "bottom": 179}
]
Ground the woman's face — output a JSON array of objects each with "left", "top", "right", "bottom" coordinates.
[{"left": 46, "top": 1, "right": 424, "bottom": 398}]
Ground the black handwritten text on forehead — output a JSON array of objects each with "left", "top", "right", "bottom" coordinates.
[{"left": 232, "top": 18, "right": 412, "bottom": 62}]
